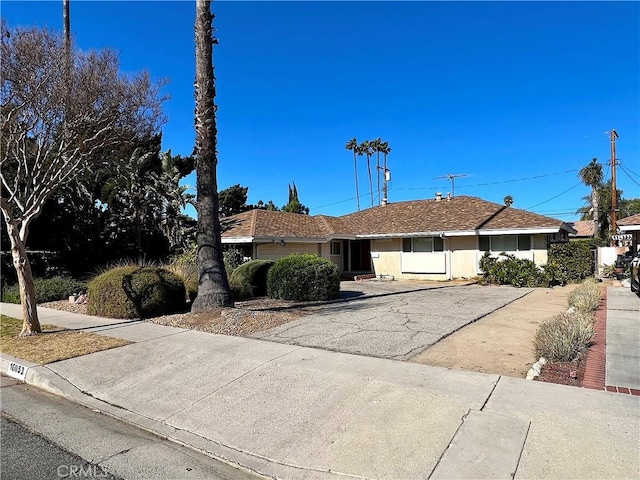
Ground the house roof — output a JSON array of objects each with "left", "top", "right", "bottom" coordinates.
[
  {"left": 221, "top": 195, "right": 574, "bottom": 242},
  {"left": 568, "top": 220, "right": 596, "bottom": 237},
  {"left": 618, "top": 213, "right": 640, "bottom": 232}
]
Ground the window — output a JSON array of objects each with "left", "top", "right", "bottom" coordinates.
[
  {"left": 330, "top": 241, "right": 341, "bottom": 255},
  {"left": 402, "top": 237, "right": 444, "bottom": 253},
  {"left": 479, "top": 235, "right": 532, "bottom": 252}
]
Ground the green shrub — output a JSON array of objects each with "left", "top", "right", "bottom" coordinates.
[
  {"left": 229, "top": 260, "right": 274, "bottom": 300},
  {"left": 2, "top": 276, "right": 87, "bottom": 304},
  {"left": 479, "top": 252, "right": 544, "bottom": 287},
  {"left": 165, "top": 262, "right": 199, "bottom": 302},
  {"left": 88, "top": 266, "right": 186, "bottom": 319},
  {"left": 533, "top": 312, "right": 595, "bottom": 362},
  {"left": 547, "top": 241, "right": 594, "bottom": 284},
  {"left": 568, "top": 278, "right": 602, "bottom": 314},
  {"left": 267, "top": 254, "right": 340, "bottom": 302}
]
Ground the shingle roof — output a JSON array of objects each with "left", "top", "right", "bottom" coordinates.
[
  {"left": 618, "top": 213, "right": 640, "bottom": 226},
  {"left": 221, "top": 209, "right": 334, "bottom": 240},
  {"left": 221, "top": 196, "right": 571, "bottom": 240},
  {"left": 568, "top": 220, "right": 596, "bottom": 237}
]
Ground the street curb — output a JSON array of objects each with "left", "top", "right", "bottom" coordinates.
[{"left": 0, "top": 353, "right": 348, "bottom": 480}]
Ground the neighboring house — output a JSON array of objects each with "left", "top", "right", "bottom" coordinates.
[
  {"left": 221, "top": 195, "right": 576, "bottom": 281},
  {"left": 568, "top": 220, "right": 596, "bottom": 241},
  {"left": 617, "top": 213, "right": 640, "bottom": 255}
]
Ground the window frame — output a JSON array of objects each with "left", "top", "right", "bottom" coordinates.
[
  {"left": 479, "top": 234, "right": 533, "bottom": 253},
  {"left": 330, "top": 241, "right": 341, "bottom": 255},
  {"left": 402, "top": 236, "right": 444, "bottom": 253}
]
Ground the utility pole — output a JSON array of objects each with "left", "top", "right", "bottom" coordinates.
[
  {"left": 610, "top": 129, "right": 619, "bottom": 245},
  {"left": 434, "top": 173, "right": 468, "bottom": 197}
]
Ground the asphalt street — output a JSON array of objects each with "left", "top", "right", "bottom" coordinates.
[
  {"left": 1, "top": 415, "right": 120, "bottom": 480},
  {"left": 0, "top": 376, "right": 260, "bottom": 480}
]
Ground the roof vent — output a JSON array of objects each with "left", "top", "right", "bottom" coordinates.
[
  {"left": 447, "top": 192, "right": 451, "bottom": 201},
  {"left": 435, "top": 192, "right": 442, "bottom": 202}
]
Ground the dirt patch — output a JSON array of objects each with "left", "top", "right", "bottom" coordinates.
[
  {"left": 1, "top": 315, "right": 131, "bottom": 364},
  {"left": 409, "top": 285, "right": 579, "bottom": 378},
  {"left": 535, "top": 355, "right": 588, "bottom": 387}
]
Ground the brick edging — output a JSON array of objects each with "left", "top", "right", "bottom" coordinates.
[
  {"left": 582, "top": 287, "right": 607, "bottom": 390},
  {"left": 582, "top": 287, "right": 640, "bottom": 396}
]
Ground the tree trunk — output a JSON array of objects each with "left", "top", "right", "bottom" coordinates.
[
  {"left": 191, "top": 0, "right": 233, "bottom": 311},
  {"left": 6, "top": 223, "right": 41, "bottom": 336},
  {"left": 353, "top": 152, "right": 360, "bottom": 211},
  {"left": 367, "top": 156, "right": 373, "bottom": 208},
  {"left": 592, "top": 188, "right": 599, "bottom": 239}
]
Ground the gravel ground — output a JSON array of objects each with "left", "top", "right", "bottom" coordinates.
[{"left": 40, "top": 299, "right": 310, "bottom": 337}]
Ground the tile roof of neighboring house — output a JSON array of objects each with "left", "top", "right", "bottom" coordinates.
[
  {"left": 221, "top": 196, "right": 573, "bottom": 241},
  {"left": 617, "top": 213, "right": 640, "bottom": 226},
  {"left": 568, "top": 220, "right": 596, "bottom": 237}
]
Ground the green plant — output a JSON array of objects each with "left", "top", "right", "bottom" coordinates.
[
  {"left": 568, "top": 278, "right": 602, "bottom": 314},
  {"left": 479, "top": 252, "right": 544, "bottom": 287},
  {"left": 547, "top": 241, "right": 594, "bottom": 284},
  {"left": 88, "top": 266, "right": 186, "bottom": 319},
  {"left": 229, "top": 260, "right": 274, "bottom": 300},
  {"left": 532, "top": 312, "right": 595, "bottom": 362},
  {"left": 267, "top": 254, "right": 340, "bottom": 302},
  {"left": 2, "top": 276, "right": 87, "bottom": 304},
  {"left": 165, "top": 262, "right": 198, "bottom": 302},
  {"left": 223, "top": 248, "right": 247, "bottom": 273}
]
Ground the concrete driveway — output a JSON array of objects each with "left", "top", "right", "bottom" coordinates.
[{"left": 251, "top": 282, "right": 531, "bottom": 360}]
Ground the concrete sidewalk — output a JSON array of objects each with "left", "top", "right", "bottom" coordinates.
[
  {"left": 605, "top": 287, "right": 640, "bottom": 390},
  {"left": 1, "top": 301, "right": 639, "bottom": 479}
]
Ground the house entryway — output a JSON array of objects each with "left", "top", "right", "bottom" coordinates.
[{"left": 342, "top": 239, "right": 372, "bottom": 275}]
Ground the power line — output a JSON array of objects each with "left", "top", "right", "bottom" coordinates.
[
  {"left": 525, "top": 182, "right": 583, "bottom": 209},
  {"left": 618, "top": 163, "right": 640, "bottom": 187},
  {"left": 396, "top": 169, "right": 579, "bottom": 191}
]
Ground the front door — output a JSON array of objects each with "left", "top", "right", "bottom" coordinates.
[{"left": 349, "top": 240, "right": 372, "bottom": 272}]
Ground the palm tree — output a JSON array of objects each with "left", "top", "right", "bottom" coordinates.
[
  {"left": 358, "top": 140, "right": 374, "bottom": 207},
  {"left": 380, "top": 141, "right": 391, "bottom": 203},
  {"left": 371, "top": 138, "right": 382, "bottom": 205},
  {"left": 345, "top": 138, "right": 360, "bottom": 211},
  {"left": 579, "top": 158, "right": 603, "bottom": 238},
  {"left": 503, "top": 195, "right": 514, "bottom": 207},
  {"left": 192, "top": 0, "right": 233, "bottom": 309}
]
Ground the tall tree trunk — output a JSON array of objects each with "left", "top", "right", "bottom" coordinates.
[
  {"left": 376, "top": 151, "right": 380, "bottom": 206},
  {"left": 192, "top": 0, "right": 233, "bottom": 310},
  {"left": 353, "top": 151, "right": 360, "bottom": 211},
  {"left": 367, "top": 156, "right": 373, "bottom": 208},
  {"left": 6, "top": 222, "right": 41, "bottom": 336},
  {"left": 592, "top": 188, "right": 599, "bottom": 239}
]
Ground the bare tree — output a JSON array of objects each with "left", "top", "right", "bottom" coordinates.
[
  {"left": 0, "top": 22, "right": 166, "bottom": 335},
  {"left": 191, "top": 0, "right": 233, "bottom": 310}
]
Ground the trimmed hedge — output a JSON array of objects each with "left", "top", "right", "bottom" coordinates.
[
  {"left": 2, "top": 276, "right": 87, "bottom": 304},
  {"left": 229, "top": 260, "right": 274, "bottom": 300},
  {"left": 88, "top": 266, "right": 186, "bottom": 319},
  {"left": 267, "top": 254, "right": 340, "bottom": 302}
]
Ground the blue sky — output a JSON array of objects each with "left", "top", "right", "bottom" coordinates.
[{"left": 3, "top": 1, "right": 639, "bottom": 220}]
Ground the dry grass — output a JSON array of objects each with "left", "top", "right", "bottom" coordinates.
[{"left": 0, "top": 315, "right": 132, "bottom": 365}]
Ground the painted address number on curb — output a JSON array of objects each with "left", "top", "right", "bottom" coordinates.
[{"left": 7, "top": 361, "right": 27, "bottom": 381}]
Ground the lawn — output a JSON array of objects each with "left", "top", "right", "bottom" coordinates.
[{"left": 1, "top": 315, "right": 131, "bottom": 365}]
